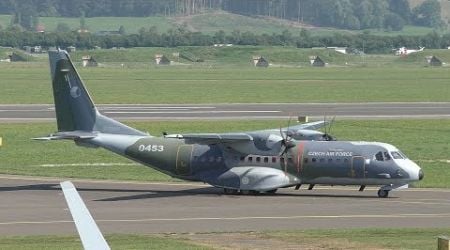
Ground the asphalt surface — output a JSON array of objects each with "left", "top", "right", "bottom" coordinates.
[
  {"left": 1, "top": 102, "right": 450, "bottom": 122},
  {"left": 1, "top": 176, "right": 450, "bottom": 236}
]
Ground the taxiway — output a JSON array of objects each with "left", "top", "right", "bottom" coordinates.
[
  {"left": 1, "top": 176, "right": 450, "bottom": 236},
  {"left": 1, "top": 102, "right": 450, "bottom": 122}
]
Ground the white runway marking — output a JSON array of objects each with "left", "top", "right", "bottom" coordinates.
[
  {"left": 36, "top": 163, "right": 139, "bottom": 167},
  {"left": 105, "top": 111, "right": 281, "bottom": 114},
  {"left": 2, "top": 213, "right": 450, "bottom": 226}
]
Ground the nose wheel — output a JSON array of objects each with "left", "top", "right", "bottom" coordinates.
[{"left": 377, "top": 189, "right": 389, "bottom": 198}]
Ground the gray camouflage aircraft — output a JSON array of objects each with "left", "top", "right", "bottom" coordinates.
[{"left": 36, "top": 50, "right": 423, "bottom": 198}]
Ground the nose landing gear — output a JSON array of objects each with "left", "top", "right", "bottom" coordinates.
[{"left": 377, "top": 189, "right": 389, "bottom": 198}]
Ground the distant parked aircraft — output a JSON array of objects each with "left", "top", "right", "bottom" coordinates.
[{"left": 394, "top": 47, "right": 425, "bottom": 56}]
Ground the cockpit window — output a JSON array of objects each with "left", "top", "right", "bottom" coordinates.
[
  {"left": 391, "top": 151, "right": 404, "bottom": 159},
  {"left": 375, "top": 151, "right": 392, "bottom": 161},
  {"left": 375, "top": 152, "right": 383, "bottom": 161}
]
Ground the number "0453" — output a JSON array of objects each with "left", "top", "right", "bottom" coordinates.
[{"left": 138, "top": 145, "right": 164, "bottom": 152}]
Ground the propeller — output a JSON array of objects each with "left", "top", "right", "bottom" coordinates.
[
  {"left": 322, "top": 115, "right": 336, "bottom": 141},
  {"left": 279, "top": 116, "right": 295, "bottom": 156}
]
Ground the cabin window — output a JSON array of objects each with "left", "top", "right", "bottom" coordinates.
[
  {"left": 304, "top": 158, "right": 308, "bottom": 164},
  {"left": 343, "top": 158, "right": 348, "bottom": 163},
  {"left": 336, "top": 158, "right": 341, "bottom": 163},
  {"left": 248, "top": 156, "right": 253, "bottom": 162},
  {"left": 240, "top": 156, "right": 245, "bottom": 162},
  {"left": 312, "top": 158, "right": 317, "bottom": 163},
  {"left": 384, "top": 152, "right": 392, "bottom": 161},
  {"left": 264, "top": 157, "right": 269, "bottom": 163},
  {"left": 272, "top": 157, "right": 277, "bottom": 163},
  {"left": 375, "top": 151, "right": 384, "bottom": 161},
  {"left": 256, "top": 157, "right": 261, "bottom": 163}
]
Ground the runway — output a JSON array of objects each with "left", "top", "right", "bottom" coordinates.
[
  {"left": 1, "top": 102, "right": 450, "bottom": 122},
  {"left": 1, "top": 176, "right": 450, "bottom": 236}
]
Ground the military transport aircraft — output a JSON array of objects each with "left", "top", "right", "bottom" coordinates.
[{"left": 35, "top": 50, "right": 423, "bottom": 198}]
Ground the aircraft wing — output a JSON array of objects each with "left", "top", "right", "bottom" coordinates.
[
  {"left": 32, "top": 131, "right": 97, "bottom": 141},
  {"left": 60, "top": 181, "right": 110, "bottom": 250},
  {"left": 166, "top": 133, "right": 253, "bottom": 145},
  {"left": 283, "top": 120, "right": 328, "bottom": 131}
]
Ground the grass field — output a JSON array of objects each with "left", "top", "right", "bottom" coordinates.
[
  {"left": 0, "top": 119, "right": 449, "bottom": 187},
  {"left": 265, "top": 228, "right": 450, "bottom": 250},
  {"left": 0, "top": 11, "right": 443, "bottom": 36},
  {"left": 0, "top": 234, "right": 212, "bottom": 250},
  {"left": 0, "top": 228, "right": 449, "bottom": 249},
  {"left": 0, "top": 49, "right": 449, "bottom": 104}
]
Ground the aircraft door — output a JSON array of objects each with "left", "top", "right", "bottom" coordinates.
[
  {"left": 176, "top": 145, "right": 193, "bottom": 176},
  {"left": 352, "top": 156, "right": 366, "bottom": 178}
]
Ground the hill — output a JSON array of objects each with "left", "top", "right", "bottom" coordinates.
[
  {"left": 0, "top": 11, "right": 439, "bottom": 37},
  {"left": 409, "top": 0, "right": 450, "bottom": 23}
]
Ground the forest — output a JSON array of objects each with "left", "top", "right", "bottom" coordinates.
[
  {"left": 0, "top": 0, "right": 446, "bottom": 31},
  {"left": 1, "top": 26, "right": 449, "bottom": 54}
]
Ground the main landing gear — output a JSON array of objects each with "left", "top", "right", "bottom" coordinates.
[{"left": 223, "top": 188, "right": 277, "bottom": 195}]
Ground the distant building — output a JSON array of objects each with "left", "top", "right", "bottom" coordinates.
[
  {"left": 252, "top": 56, "right": 269, "bottom": 67},
  {"left": 425, "top": 56, "right": 442, "bottom": 67},
  {"left": 23, "top": 46, "right": 42, "bottom": 53},
  {"left": 36, "top": 24, "right": 45, "bottom": 33},
  {"left": 82, "top": 55, "right": 98, "bottom": 67},
  {"left": 155, "top": 54, "right": 171, "bottom": 65},
  {"left": 8, "top": 52, "right": 27, "bottom": 62},
  {"left": 309, "top": 56, "right": 326, "bottom": 67},
  {"left": 66, "top": 46, "right": 76, "bottom": 53}
]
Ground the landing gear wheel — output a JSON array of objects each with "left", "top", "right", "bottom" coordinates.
[
  {"left": 240, "top": 190, "right": 260, "bottom": 195},
  {"left": 377, "top": 189, "right": 389, "bottom": 198},
  {"left": 224, "top": 188, "right": 239, "bottom": 195}
]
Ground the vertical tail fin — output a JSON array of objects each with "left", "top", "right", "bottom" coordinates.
[{"left": 48, "top": 50, "right": 145, "bottom": 136}]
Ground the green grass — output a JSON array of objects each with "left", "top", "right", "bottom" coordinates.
[
  {"left": 265, "top": 228, "right": 450, "bottom": 250},
  {"left": 0, "top": 120, "right": 449, "bottom": 187},
  {"left": 0, "top": 11, "right": 446, "bottom": 35},
  {"left": 0, "top": 15, "right": 175, "bottom": 34},
  {"left": 0, "top": 234, "right": 212, "bottom": 250},
  {"left": 1, "top": 50, "right": 449, "bottom": 104},
  {"left": 0, "top": 229, "right": 449, "bottom": 249},
  {"left": 396, "top": 49, "right": 450, "bottom": 65},
  {"left": 364, "top": 25, "right": 440, "bottom": 36}
]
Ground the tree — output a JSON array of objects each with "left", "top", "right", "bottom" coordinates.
[
  {"left": 384, "top": 12, "right": 405, "bottom": 31},
  {"left": 118, "top": 25, "right": 126, "bottom": 35},
  {"left": 79, "top": 11, "right": 87, "bottom": 30},
  {"left": 388, "top": 0, "right": 411, "bottom": 23},
  {"left": 56, "top": 22, "right": 71, "bottom": 32},
  {"left": 412, "top": 0, "right": 443, "bottom": 28}
]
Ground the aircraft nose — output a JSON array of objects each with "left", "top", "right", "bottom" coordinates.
[{"left": 418, "top": 169, "right": 424, "bottom": 181}]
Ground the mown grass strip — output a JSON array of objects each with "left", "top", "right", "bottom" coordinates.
[{"left": 0, "top": 120, "right": 449, "bottom": 187}]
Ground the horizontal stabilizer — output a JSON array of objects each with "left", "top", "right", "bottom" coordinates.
[{"left": 32, "top": 131, "right": 97, "bottom": 141}]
